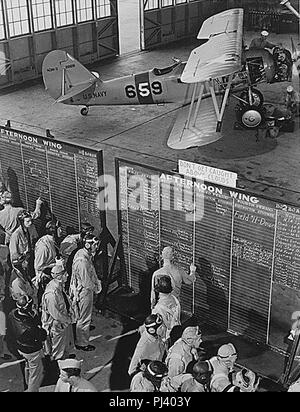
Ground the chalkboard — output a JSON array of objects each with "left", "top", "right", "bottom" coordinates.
[
  {"left": 0, "top": 126, "right": 104, "bottom": 236},
  {"left": 116, "top": 158, "right": 300, "bottom": 352}
]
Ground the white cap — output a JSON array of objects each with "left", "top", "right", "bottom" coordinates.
[
  {"left": 182, "top": 326, "right": 202, "bottom": 344},
  {"left": 58, "top": 359, "right": 83, "bottom": 370},
  {"left": 261, "top": 30, "right": 269, "bottom": 36},
  {"left": 287, "top": 85, "right": 294, "bottom": 93},
  {"left": 217, "top": 343, "right": 237, "bottom": 359}
]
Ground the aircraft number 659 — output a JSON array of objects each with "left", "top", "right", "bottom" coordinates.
[{"left": 125, "top": 81, "right": 162, "bottom": 98}]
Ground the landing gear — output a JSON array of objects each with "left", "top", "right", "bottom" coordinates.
[
  {"left": 234, "top": 86, "right": 265, "bottom": 132},
  {"left": 81, "top": 106, "right": 89, "bottom": 116},
  {"left": 236, "top": 104, "right": 264, "bottom": 129},
  {"left": 239, "top": 88, "right": 264, "bottom": 107}
]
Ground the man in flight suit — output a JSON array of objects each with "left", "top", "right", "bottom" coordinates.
[
  {"left": 161, "top": 360, "right": 212, "bottom": 392},
  {"left": 9, "top": 210, "right": 39, "bottom": 280},
  {"left": 34, "top": 219, "right": 61, "bottom": 284},
  {"left": 151, "top": 246, "right": 196, "bottom": 309},
  {"left": 165, "top": 325, "right": 203, "bottom": 378},
  {"left": 0, "top": 192, "right": 42, "bottom": 245},
  {"left": 69, "top": 234, "right": 102, "bottom": 351},
  {"left": 128, "top": 313, "right": 166, "bottom": 377},
  {"left": 196, "top": 352, "right": 260, "bottom": 392},
  {"left": 60, "top": 222, "right": 95, "bottom": 292},
  {"left": 41, "top": 262, "right": 74, "bottom": 361},
  {"left": 130, "top": 360, "right": 168, "bottom": 392},
  {"left": 152, "top": 275, "right": 181, "bottom": 344}
]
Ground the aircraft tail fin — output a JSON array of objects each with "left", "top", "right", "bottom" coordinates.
[{"left": 42, "top": 50, "right": 98, "bottom": 102}]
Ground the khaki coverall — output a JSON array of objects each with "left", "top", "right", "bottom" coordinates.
[
  {"left": 151, "top": 264, "right": 195, "bottom": 308},
  {"left": 161, "top": 373, "right": 206, "bottom": 392},
  {"left": 9, "top": 225, "right": 38, "bottom": 264},
  {"left": 130, "top": 371, "right": 158, "bottom": 392},
  {"left": 165, "top": 338, "right": 196, "bottom": 378},
  {"left": 34, "top": 234, "right": 57, "bottom": 281},
  {"left": 70, "top": 248, "right": 101, "bottom": 347},
  {"left": 209, "top": 356, "right": 236, "bottom": 392},
  {"left": 41, "top": 279, "right": 73, "bottom": 360},
  {"left": 10, "top": 275, "right": 38, "bottom": 305},
  {"left": 152, "top": 293, "right": 181, "bottom": 341},
  {"left": 0, "top": 205, "right": 24, "bottom": 244},
  {"left": 128, "top": 330, "right": 166, "bottom": 376}
]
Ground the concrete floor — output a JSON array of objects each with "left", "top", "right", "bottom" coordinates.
[{"left": 0, "top": 30, "right": 299, "bottom": 392}]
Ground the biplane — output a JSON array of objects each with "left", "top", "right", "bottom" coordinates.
[{"left": 42, "top": 8, "right": 297, "bottom": 149}]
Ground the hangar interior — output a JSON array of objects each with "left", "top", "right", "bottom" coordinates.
[{"left": 0, "top": 0, "right": 300, "bottom": 393}]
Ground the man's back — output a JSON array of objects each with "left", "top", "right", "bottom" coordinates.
[
  {"left": 152, "top": 294, "right": 181, "bottom": 339},
  {"left": 152, "top": 265, "right": 182, "bottom": 300},
  {"left": 0, "top": 205, "right": 24, "bottom": 244},
  {"left": 130, "top": 371, "right": 154, "bottom": 392},
  {"left": 128, "top": 331, "right": 165, "bottom": 376},
  {"left": 165, "top": 338, "right": 193, "bottom": 377},
  {"left": 151, "top": 263, "right": 195, "bottom": 308}
]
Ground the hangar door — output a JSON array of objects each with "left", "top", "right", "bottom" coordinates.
[
  {"left": 142, "top": 0, "right": 229, "bottom": 50},
  {"left": 118, "top": 0, "right": 141, "bottom": 54},
  {"left": 0, "top": 0, "right": 119, "bottom": 88},
  {"left": 116, "top": 159, "right": 300, "bottom": 354}
]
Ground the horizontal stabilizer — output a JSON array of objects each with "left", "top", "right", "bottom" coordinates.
[{"left": 55, "top": 80, "right": 96, "bottom": 103}]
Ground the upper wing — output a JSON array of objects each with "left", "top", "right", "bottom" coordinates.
[{"left": 181, "top": 8, "right": 244, "bottom": 83}]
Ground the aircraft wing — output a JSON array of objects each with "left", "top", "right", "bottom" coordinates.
[
  {"left": 167, "top": 97, "right": 222, "bottom": 149},
  {"left": 181, "top": 8, "right": 244, "bottom": 83}
]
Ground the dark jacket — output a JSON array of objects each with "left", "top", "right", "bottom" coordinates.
[{"left": 8, "top": 309, "right": 47, "bottom": 354}]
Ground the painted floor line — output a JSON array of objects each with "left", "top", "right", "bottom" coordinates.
[
  {"left": 0, "top": 359, "right": 25, "bottom": 369},
  {"left": 86, "top": 362, "right": 112, "bottom": 374},
  {"left": 107, "top": 328, "right": 139, "bottom": 342},
  {"left": 89, "top": 334, "right": 103, "bottom": 341}
]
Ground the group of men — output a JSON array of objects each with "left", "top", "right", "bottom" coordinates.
[
  {"left": 0, "top": 184, "right": 298, "bottom": 392},
  {"left": 0, "top": 187, "right": 102, "bottom": 391},
  {"left": 127, "top": 246, "right": 260, "bottom": 392}
]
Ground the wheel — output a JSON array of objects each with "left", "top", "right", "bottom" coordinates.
[
  {"left": 81, "top": 107, "right": 89, "bottom": 116},
  {"left": 237, "top": 105, "right": 264, "bottom": 129},
  {"left": 239, "top": 88, "right": 264, "bottom": 107}
]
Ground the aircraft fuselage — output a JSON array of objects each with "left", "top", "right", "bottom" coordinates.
[
  {"left": 65, "top": 62, "right": 195, "bottom": 107},
  {"left": 64, "top": 48, "right": 277, "bottom": 108}
]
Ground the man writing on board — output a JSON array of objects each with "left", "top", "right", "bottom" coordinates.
[{"left": 150, "top": 246, "right": 196, "bottom": 309}]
